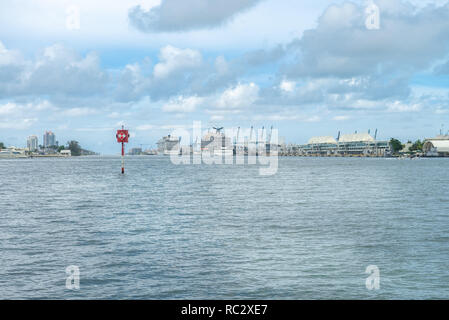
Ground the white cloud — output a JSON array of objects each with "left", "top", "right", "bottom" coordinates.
[
  {"left": 0, "top": 100, "right": 55, "bottom": 116},
  {"left": 61, "top": 107, "right": 97, "bottom": 117},
  {"left": 28, "top": 44, "right": 107, "bottom": 96},
  {"left": 0, "top": 41, "right": 27, "bottom": 92},
  {"left": 205, "top": 109, "right": 241, "bottom": 114},
  {"left": 33, "top": 100, "right": 55, "bottom": 111},
  {"left": 217, "top": 82, "right": 259, "bottom": 109},
  {"left": 333, "top": 115, "right": 350, "bottom": 121},
  {"left": 387, "top": 101, "right": 421, "bottom": 112},
  {"left": 153, "top": 45, "right": 202, "bottom": 79},
  {"left": 0, "top": 100, "right": 53, "bottom": 130},
  {"left": 0, "top": 102, "right": 18, "bottom": 115},
  {"left": 2, "top": 1, "right": 449, "bottom": 152},
  {"left": 159, "top": 124, "right": 187, "bottom": 130},
  {"left": 108, "top": 112, "right": 121, "bottom": 118},
  {"left": 214, "top": 56, "right": 230, "bottom": 75},
  {"left": 253, "top": 113, "right": 298, "bottom": 121},
  {"left": 115, "top": 63, "right": 150, "bottom": 102},
  {"left": 0, "top": 41, "right": 23, "bottom": 66},
  {"left": 252, "top": 112, "right": 320, "bottom": 122},
  {"left": 210, "top": 115, "right": 225, "bottom": 121},
  {"left": 305, "top": 115, "right": 321, "bottom": 122},
  {"left": 162, "top": 95, "right": 203, "bottom": 113},
  {"left": 136, "top": 124, "right": 154, "bottom": 131},
  {"left": 76, "top": 127, "right": 113, "bottom": 132},
  {"left": 284, "top": 1, "right": 449, "bottom": 79},
  {"left": 129, "top": 0, "right": 263, "bottom": 32},
  {"left": 0, "top": 42, "right": 107, "bottom": 98},
  {"left": 318, "top": 2, "right": 359, "bottom": 29},
  {"left": 435, "top": 108, "right": 449, "bottom": 114},
  {"left": 279, "top": 80, "right": 295, "bottom": 93},
  {"left": 0, "top": 117, "right": 37, "bottom": 129}
]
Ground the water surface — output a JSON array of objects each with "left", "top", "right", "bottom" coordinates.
[{"left": 1, "top": 156, "right": 448, "bottom": 299}]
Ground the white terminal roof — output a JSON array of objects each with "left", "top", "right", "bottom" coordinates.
[
  {"left": 339, "top": 133, "right": 375, "bottom": 143},
  {"left": 308, "top": 136, "right": 337, "bottom": 145},
  {"left": 432, "top": 135, "right": 449, "bottom": 140},
  {"left": 424, "top": 140, "right": 449, "bottom": 152}
]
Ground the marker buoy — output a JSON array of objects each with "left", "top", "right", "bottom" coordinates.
[{"left": 116, "top": 126, "right": 129, "bottom": 174}]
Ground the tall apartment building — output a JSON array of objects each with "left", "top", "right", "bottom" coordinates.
[
  {"left": 43, "top": 131, "right": 56, "bottom": 147},
  {"left": 27, "top": 135, "right": 39, "bottom": 151}
]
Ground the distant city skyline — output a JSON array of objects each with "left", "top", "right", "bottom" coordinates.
[
  {"left": 1, "top": 0, "right": 449, "bottom": 154},
  {"left": 2, "top": 123, "right": 448, "bottom": 155}
]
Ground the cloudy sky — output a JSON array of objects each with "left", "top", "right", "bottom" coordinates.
[{"left": 1, "top": 0, "right": 449, "bottom": 153}]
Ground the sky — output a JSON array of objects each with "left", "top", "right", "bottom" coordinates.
[{"left": 1, "top": 0, "right": 449, "bottom": 154}]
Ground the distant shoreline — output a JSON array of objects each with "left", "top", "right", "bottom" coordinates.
[
  {"left": 0, "top": 155, "right": 100, "bottom": 159},
  {"left": 2, "top": 154, "right": 448, "bottom": 160}
]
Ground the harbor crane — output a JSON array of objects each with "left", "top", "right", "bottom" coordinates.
[
  {"left": 259, "top": 126, "right": 265, "bottom": 144},
  {"left": 234, "top": 127, "right": 240, "bottom": 146},
  {"left": 267, "top": 126, "right": 273, "bottom": 143}
]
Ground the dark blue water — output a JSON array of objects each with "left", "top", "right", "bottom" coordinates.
[{"left": 1, "top": 156, "right": 448, "bottom": 299}]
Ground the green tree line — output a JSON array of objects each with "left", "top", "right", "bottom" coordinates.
[
  {"left": 67, "top": 140, "right": 82, "bottom": 156},
  {"left": 389, "top": 138, "right": 403, "bottom": 153},
  {"left": 37, "top": 141, "right": 82, "bottom": 156},
  {"left": 409, "top": 140, "right": 423, "bottom": 152},
  {"left": 390, "top": 138, "right": 424, "bottom": 154}
]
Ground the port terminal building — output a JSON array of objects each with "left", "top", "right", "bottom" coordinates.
[
  {"left": 423, "top": 135, "right": 449, "bottom": 157},
  {"left": 299, "top": 133, "right": 390, "bottom": 157}
]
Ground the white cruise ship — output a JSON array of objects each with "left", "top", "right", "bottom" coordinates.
[
  {"left": 202, "top": 127, "right": 233, "bottom": 156},
  {"left": 157, "top": 135, "right": 181, "bottom": 155}
]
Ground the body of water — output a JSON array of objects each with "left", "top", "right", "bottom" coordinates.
[{"left": 1, "top": 156, "right": 448, "bottom": 299}]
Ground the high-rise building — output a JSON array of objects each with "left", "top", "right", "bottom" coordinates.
[
  {"left": 27, "top": 135, "right": 39, "bottom": 152},
  {"left": 43, "top": 131, "right": 56, "bottom": 147}
]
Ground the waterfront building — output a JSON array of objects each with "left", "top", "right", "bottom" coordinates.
[
  {"left": 27, "top": 135, "right": 39, "bottom": 152},
  {"left": 423, "top": 135, "right": 449, "bottom": 157},
  {"left": 0, "top": 147, "right": 27, "bottom": 158},
  {"left": 338, "top": 133, "right": 390, "bottom": 156},
  {"left": 301, "top": 132, "right": 390, "bottom": 156},
  {"left": 129, "top": 147, "right": 143, "bottom": 155},
  {"left": 43, "top": 131, "right": 56, "bottom": 147},
  {"left": 302, "top": 136, "right": 338, "bottom": 156},
  {"left": 60, "top": 150, "right": 71, "bottom": 156}
]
